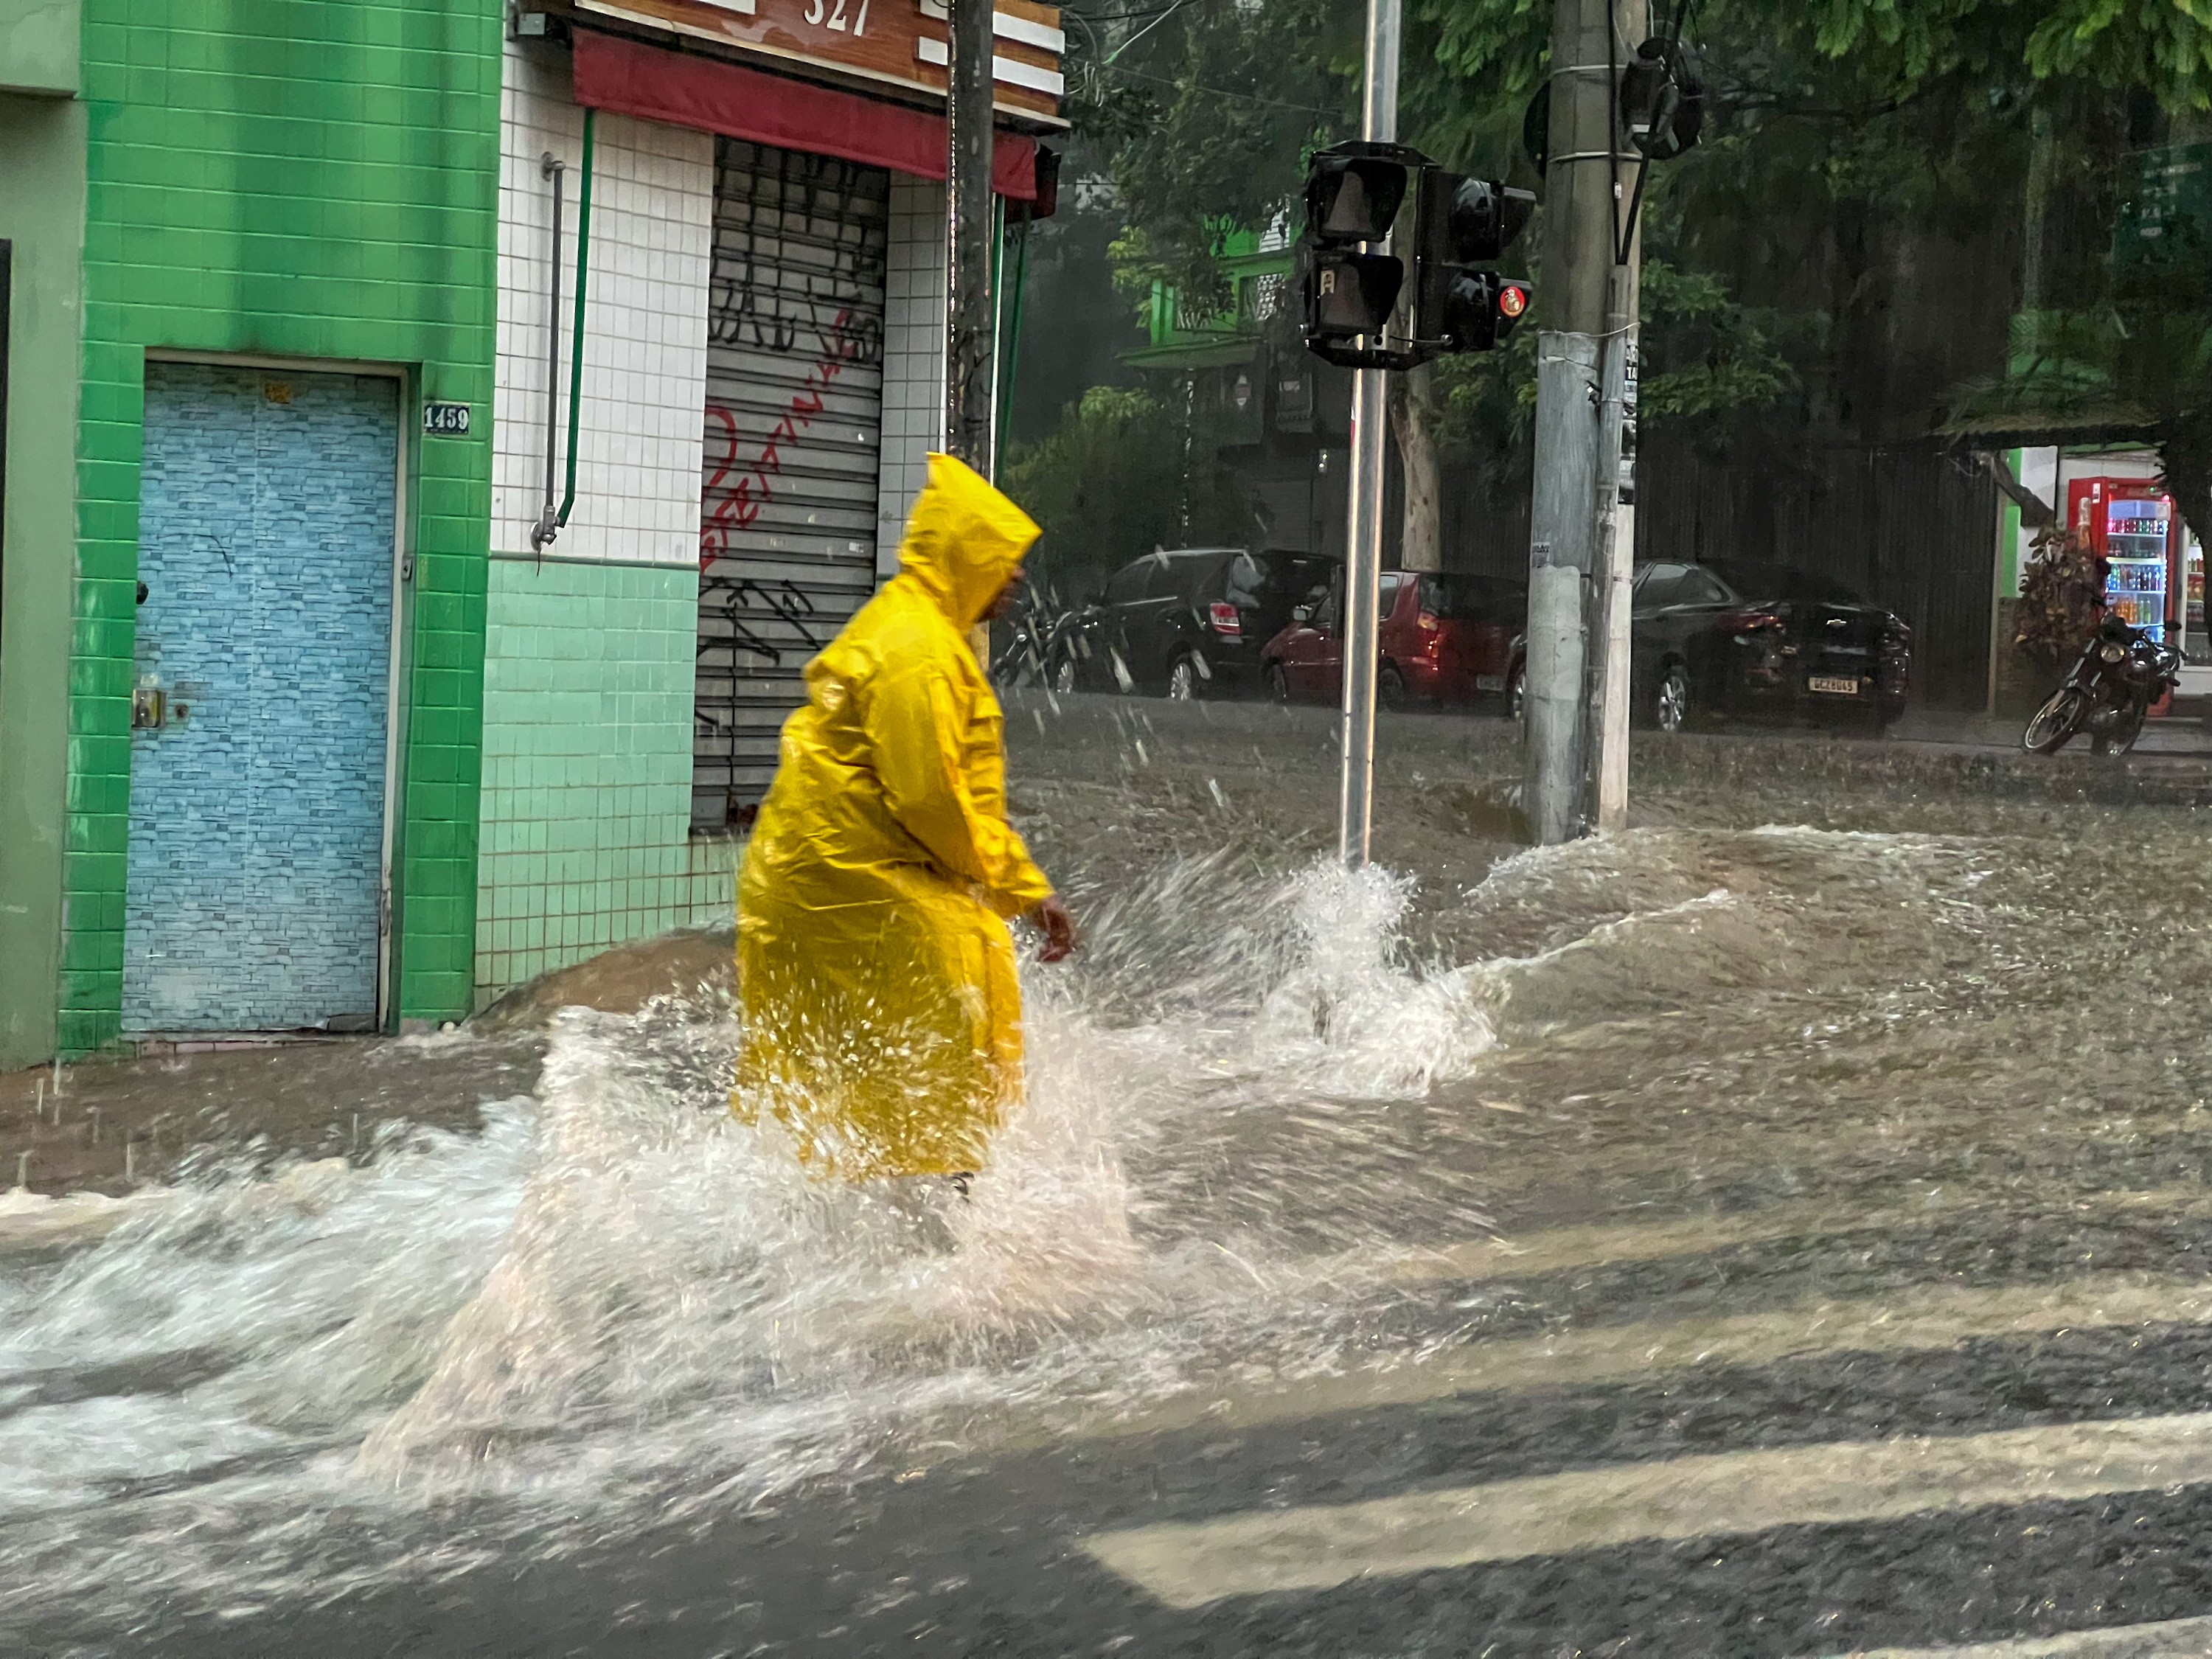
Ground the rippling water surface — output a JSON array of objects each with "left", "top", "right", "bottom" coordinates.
[{"left": 6, "top": 709, "right": 2212, "bottom": 1646}]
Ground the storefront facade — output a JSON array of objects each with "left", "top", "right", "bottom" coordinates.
[
  {"left": 4, "top": 0, "right": 506, "bottom": 1062},
  {"left": 472, "top": 2, "right": 1061, "bottom": 1006},
  {"left": 1994, "top": 446, "right": 2210, "bottom": 707},
  {"left": 0, "top": 0, "right": 1060, "bottom": 1060}
]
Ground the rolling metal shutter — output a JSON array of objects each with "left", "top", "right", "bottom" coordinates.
[{"left": 695, "top": 137, "right": 889, "bottom": 830}]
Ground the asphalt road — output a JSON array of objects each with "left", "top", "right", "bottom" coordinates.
[{"left": 13, "top": 695, "right": 2212, "bottom": 1658}]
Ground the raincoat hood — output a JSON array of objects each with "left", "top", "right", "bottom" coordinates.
[{"left": 896, "top": 453, "right": 1042, "bottom": 627}]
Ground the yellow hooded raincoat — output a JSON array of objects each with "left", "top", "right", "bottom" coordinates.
[{"left": 733, "top": 453, "right": 1054, "bottom": 1180}]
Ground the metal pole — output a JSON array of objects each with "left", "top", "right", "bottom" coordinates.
[
  {"left": 996, "top": 215, "right": 1032, "bottom": 467},
  {"left": 557, "top": 109, "right": 596, "bottom": 532},
  {"left": 1337, "top": 0, "right": 1402, "bottom": 869},
  {"left": 945, "top": 0, "right": 996, "bottom": 470},
  {"left": 531, "top": 154, "right": 564, "bottom": 552}
]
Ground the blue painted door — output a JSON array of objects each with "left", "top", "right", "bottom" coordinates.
[{"left": 124, "top": 364, "right": 399, "bottom": 1032}]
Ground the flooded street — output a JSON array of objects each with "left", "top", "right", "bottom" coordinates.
[{"left": 10, "top": 700, "right": 2212, "bottom": 1657}]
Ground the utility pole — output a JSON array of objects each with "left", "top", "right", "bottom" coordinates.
[
  {"left": 1524, "top": 0, "right": 1644, "bottom": 844},
  {"left": 945, "top": 0, "right": 995, "bottom": 470},
  {"left": 946, "top": 0, "right": 996, "bottom": 663},
  {"left": 1592, "top": 221, "right": 1640, "bottom": 830},
  {"left": 1337, "top": 0, "right": 1402, "bottom": 869}
]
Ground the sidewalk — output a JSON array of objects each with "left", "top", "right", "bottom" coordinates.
[{"left": 1886, "top": 703, "right": 2212, "bottom": 758}]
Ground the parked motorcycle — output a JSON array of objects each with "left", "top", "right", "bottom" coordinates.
[
  {"left": 2022, "top": 613, "right": 2180, "bottom": 756},
  {"left": 1036, "top": 603, "right": 1092, "bottom": 693},
  {"left": 989, "top": 585, "right": 1081, "bottom": 691}
]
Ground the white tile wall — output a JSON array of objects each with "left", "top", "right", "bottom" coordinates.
[
  {"left": 494, "top": 40, "right": 716, "bottom": 566},
  {"left": 874, "top": 177, "right": 949, "bottom": 577}
]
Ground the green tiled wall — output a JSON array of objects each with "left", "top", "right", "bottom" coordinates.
[
  {"left": 58, "top": 1, "right": 502, "bottom": 1051},
  {"left": 0, "top": 86, "right": 87, "bottom": 1071},
  {"left": 476, "top": 557, "right": 734, "bottom": 1005}
]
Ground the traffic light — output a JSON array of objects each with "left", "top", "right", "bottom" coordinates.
[
  {"left": 1619, "top": 35, "right": 1704, "bottom": 161},
  {"left": 1301, "top": 145, "right": 1535, "bottom": 369},
  {"left": 1411, "top": 171, "right": 1535, "bottom": 355},
  {"left": 1300, "top": 141, "right": 1427, "bottom": 371},
  {"left": 1427, "top": 174, "right": 1535, "bottom": 263},
  {"left": 1435, "top": 270, "right": 1532, "bottom": 352},
  {"left": 1305, "top": 150, "right": 1410, "bottom": 241},
  {"left": 1304, "top": 248, "right": 1404, "bottom": 343}
]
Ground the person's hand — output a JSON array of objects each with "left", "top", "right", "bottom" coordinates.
[{"left": 1025, "top": 894, "right": 1077, "bottom": 963}]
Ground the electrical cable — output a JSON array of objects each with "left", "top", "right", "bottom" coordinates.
[
  {"left": 1107, "top": 0, "right": 1194, "bottom": 61},
  {"left": 1099, "top": 59, "right": 1340, "bottom": 116}
]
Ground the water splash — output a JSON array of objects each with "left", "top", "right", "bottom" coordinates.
[{"left": 0, "top": 828, "right": 1989, "bottom": 1632}]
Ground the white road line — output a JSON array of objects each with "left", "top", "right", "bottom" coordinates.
[
  {"left": 1054, "top": 1270, "right": 2212, "bottom": 1444},
  {"left": 1352, "top": 1185, "right": 2212, "bottom": 1298},
  {"left": 1810, "top": 1614, "right": 2212, "bottom": 1657},
  {"left": 1085, "top": 1411, "right": 2212, "bottom": 1608}
]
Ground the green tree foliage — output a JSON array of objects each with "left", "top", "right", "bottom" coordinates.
[
  {"left": 1000, "top": 387, "right": 1257, "bottom": 597},
  {"left": 1635, "top": 260, "right": 1801, "bottom": 422},
  {"left": 1072, "top": 0, "right": 2212, "bottom": 464},
  {"left": 1068, "top": 0, "right": 1350, "bottom": 306}
]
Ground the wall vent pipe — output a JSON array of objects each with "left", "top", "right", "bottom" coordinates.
[
  {"left": 531, "top": 151, "right": 566, "bottom": 553},
  {"left": 555, "top": 108, "right": 596, "bottom": 533}
]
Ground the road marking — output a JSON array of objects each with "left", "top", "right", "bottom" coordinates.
[
  {"left": 1808, "top": 1615, "right": 2212, "bottom": 1657},
  {"left": 1085, "top": 1411, "right": 2212, "bottom": 1608},
  {"left": 1351, "top": 1185, "right": 2212, "bottom": 1298},
  {"left": 1056, "top": 1270, "right": 2212, "bottom": 1443}
]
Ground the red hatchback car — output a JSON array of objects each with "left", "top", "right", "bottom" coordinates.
[{"left": 1262, "top": 568, "right": 1528, "bottom": 713}]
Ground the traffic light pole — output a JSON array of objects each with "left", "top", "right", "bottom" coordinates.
[
  {"left": 1338, "top": 0, "right": 1402, "bottom": 869},
  {"left": 1523, "top": 0, "right": 1644, "bottom": 844}
]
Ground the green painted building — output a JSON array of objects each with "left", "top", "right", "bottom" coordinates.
[
  {"left": 0, "top": 1, "right": 1062, "bottom": 1065},
  {"left": 0, "top": 0, "right": 504, "bottom": 1063}
]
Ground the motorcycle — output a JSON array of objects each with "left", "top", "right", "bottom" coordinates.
[
  {"left": 2022, "top": 612, "right": 2180, "bottom": 756},
  {"left": 989, "top": 584, "right": 1081, "bottom": 691},
  {"left": 1036, "top": 602, "right": 1094, "bottom": 693}
]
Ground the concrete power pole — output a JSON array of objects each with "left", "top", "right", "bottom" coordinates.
[
  {"left": 1523, "top": 0, "right": 1644, "bottom": 844},
  {"left": 945, "top": 0, "right": 996, "bottom": 470}
]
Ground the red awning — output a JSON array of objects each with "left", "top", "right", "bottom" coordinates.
[{"left": 572, "top": 29, "right": 1038, "bottom": 201}]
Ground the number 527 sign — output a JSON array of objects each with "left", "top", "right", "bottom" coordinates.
[
  {"left": 801, "top": 0, "right": 870, "bottom": 33},
  {"left": 593, "top": 0, "right": 1062, "bottom": 120}
]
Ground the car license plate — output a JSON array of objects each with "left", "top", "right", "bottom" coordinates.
[
  {"left": 1475, "top": 675, "right": 1505, "bottom": 692},
  {"left": 1807, "top": 675, "right": 1861, "bottom": 695}
]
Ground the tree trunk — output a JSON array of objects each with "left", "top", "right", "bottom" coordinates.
[
  {"left": 1391, "top": 363, "right": 1442, "bottom": 573},
  {"left": 2160, "top": 413, "right": 2212, "bottom": 582}
]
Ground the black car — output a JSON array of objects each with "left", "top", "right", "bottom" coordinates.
[
  {"left": 1054, "top": 547, "right": 1337, "bottom": 699},
  {"left": 1632, "top": 560, "right": 1911, "bottom": 731}
]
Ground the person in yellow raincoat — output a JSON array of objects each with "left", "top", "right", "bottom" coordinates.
[{"left": 733, "top": 453, "right": 1077, "bottom": 1183}]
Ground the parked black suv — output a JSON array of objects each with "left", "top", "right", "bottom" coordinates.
[{"left": 1053, "top": 548, "right": 1337, "bottom": 699}]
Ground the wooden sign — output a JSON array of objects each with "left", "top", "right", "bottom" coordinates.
[{"left": 576, "top": 0, "right": 1064, "bottom": 122}]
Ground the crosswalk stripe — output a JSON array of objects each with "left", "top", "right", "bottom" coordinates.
[
  {"left": 1808, "top": 1614, "right": 2212, "bottom": 1657},
  {"left": 1337, "top": 1184, "right": 2212, "bottom": 1298},
  {"left": 1084, "top": 1411, "right": 2212, "bottom": 1608},
  {"left": 1054, "top": 1270, "right": 2212, "bottom": 1443}
]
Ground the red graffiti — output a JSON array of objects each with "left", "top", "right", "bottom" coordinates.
[{"left": 700, "top": 310, "right": 864, "bottom": 568}]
